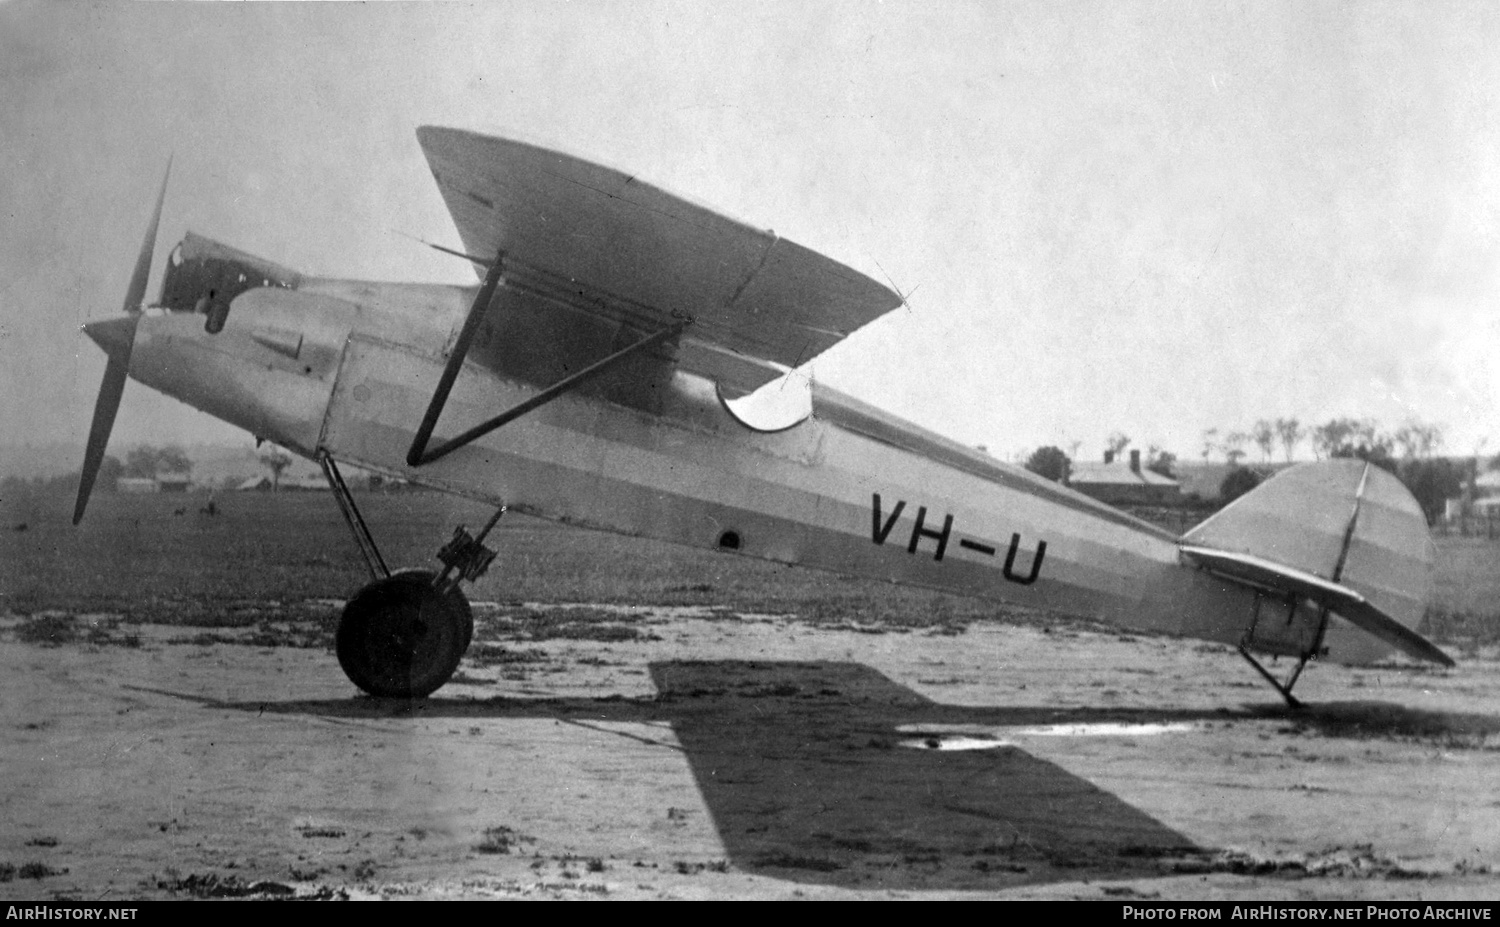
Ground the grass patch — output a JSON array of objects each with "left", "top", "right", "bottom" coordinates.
[
  {"left": 466, "top": 643, "right": 548, "bottom": 667},
  {"left": 475, "top": 826, "right": 533, "bottom": 855},
  {"left": 752, "top": 852, "right": 841, "bottom": 872},
  {"left": 0, "top": 493, "right": 1039, "bottom": 632},
  {"left": 1422, "top": 607, "right": 1500, "bottom": 648},
  {"left": 150, "top": 872, "right": 295, "bottom": 898},
  {"left": 478, "top": 606, "right": 664, "bottom": 643},
  {"left": 7, "top": 492, "right": 1495, "bottom": 649},
  {"left": 18, "top": 861, "right": 64, "bottom": 879},
  {"left": 14, "top": 614, "right": 77, "bottom": 646},
  {"left": 297, "top": 825, "right": 345, "bottom": 839}
]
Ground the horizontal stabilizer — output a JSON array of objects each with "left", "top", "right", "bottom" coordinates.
[{"left": 1178, "top": 545, "right": 1453, "bottom": 666}]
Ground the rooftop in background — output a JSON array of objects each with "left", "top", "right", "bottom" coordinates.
[{"left": 1070, "top": 449, "right": 1179, "bottom": 507}]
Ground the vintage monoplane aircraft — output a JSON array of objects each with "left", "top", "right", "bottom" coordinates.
[{"left": 72, "top": 127, "right": 1452, "bottom": 706}]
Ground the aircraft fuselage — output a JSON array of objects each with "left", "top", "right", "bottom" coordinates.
[{"left": 117, "top": 241, "right": 1385, "bottom": 667}]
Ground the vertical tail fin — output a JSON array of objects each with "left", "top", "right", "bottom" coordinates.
[{"left": 1180, "top": 460, "right": 1446, "bottom": 665}]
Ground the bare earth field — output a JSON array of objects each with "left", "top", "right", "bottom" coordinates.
[{"left": 2, "top": 492, "right": 1498, "bottom": 901}]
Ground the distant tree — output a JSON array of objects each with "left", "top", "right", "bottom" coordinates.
[
  {"left": 1315, "top": 417, "right": 1389, "bottom": 462},
  {"left": 98, "top": 455, "right": 123, "bottom": 493},
  {"left": 1311, "top": 418, "right": 1356, "bottom": 460},
  {"left": 1251, "top": 420, "right": 1276, "bottom": 463},
  {"left": 1353, "top": 419, "right": 1383, "bottom": 449},
  {"left": 259, "top": 447, "right": 292, "bottom": 493},
  {"left": 123, "top": 447, "right": 159, "bottom": 479},
  {"left": 1399, "top": 457, "right": 1467, "bottom": 526},
  {"left": 1220, "top": 431, "right": 1249, "bottom": 467},
  {"left": 1309, "top": 417, "right": 1392, "bottom": 471},
  {"left": 1392, "top": 420, "right": 1443, "bottom": 460},
  {"left": 1331, "top": 438, "right": 1398, "bottom": 475},
  {"left": 1105, "top": 432, "right": 1131, "bottom": 459},
  {"left": 1219, "top": 467, "right": 1262, "bottom": 505},
  {"left": 1024, "top": 446, "right": 1071, "bottom": 483},
  {"left": 123, "top": 445, "right": 192, "bottom": 478},
  {"left": 1200, "top": 428, "right": 1219, "bottom": 462},
  {"left": 156, "top": 446, "right": 192, "bottom": 474},
  {"left": 1274, "top": 418, "right": 1303, "bottom": 462},
  {"left": 1146, "top": 445, "right": 1177, "bottom": 479}
]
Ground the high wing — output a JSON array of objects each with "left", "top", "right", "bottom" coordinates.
[{"left": 416, "top": 127, "right": 904, "bottom": 396}]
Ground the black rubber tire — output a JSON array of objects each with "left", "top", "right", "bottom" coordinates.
[{"left": 335, "top": 570, "right": 473, "bottom": 698}]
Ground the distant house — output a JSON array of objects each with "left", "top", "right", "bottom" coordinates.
[
  {"left": 117, "top": 477, "right": 157, "bottom": 494},
  {"left": 156, "top": 473, "right": 191, "bottom": 493},
  {"left": 237, "top": 470, "right": 388, "bottom": 492},
  {"left": 279, "top": 475, "right": 329, "bottom": 492},
  {"left": 1070, "top": 449, "right": 1180, "bottom": 506},
  {"left": 236, "top": 474, "right": 324, "bottom": 491},
  {"left": 1471, "top": 469, "right": 1500, "bottom": 516}
]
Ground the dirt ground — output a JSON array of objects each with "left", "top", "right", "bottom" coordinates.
[{"left": 3, "top": 603, "right": 1499, "bottom": 901}]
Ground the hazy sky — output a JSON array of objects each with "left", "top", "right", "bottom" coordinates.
[{"left": 3, "top": 1, "right": 1496, "bottom": 465}]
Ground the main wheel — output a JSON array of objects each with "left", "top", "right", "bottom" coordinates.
[{"left": 336, "top": 570, "right": 474, "bottom": 698}]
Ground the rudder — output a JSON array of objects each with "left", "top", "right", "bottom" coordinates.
[{"left": 1181, "top": 460, "right": 1441, "bottom": 665}]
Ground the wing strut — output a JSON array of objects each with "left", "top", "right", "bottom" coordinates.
[
  {"left": 407, "top": 249, "right": 508, "bottom": 467},
  {"left": 406, "top": 249, "right": 692, "bottom": 467}
]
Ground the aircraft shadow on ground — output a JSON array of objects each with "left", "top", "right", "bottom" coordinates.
[
  {"left": 133, "top": 659, "right": 1243, "bottom": 890},
  {"left": 1241, "top": 698, "right": 1500, "bottom": 745},
  {"left": 129, "top": 663, "right": 1500, "bottom": 890},
  {"left": 641, "top": 660, "right": 1203, "bottom": 890}
]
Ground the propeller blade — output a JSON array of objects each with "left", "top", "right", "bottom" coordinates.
[
  {"left": 73, "top": 318, "right": 138, "bottom": 524},
  {"left": 123, "top": 155, "right": 172, "bottom": 315},
  {"left": 74, "top": 155, "right": 169, "bottom": 524}
]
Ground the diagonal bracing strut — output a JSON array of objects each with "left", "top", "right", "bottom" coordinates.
[{"left": 405, "top": 248, "right": 691, "bottom": 467}]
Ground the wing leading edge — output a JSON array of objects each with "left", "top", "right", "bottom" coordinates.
[{"left": 416, "top": 126, "right": 903, "bottom": 393}]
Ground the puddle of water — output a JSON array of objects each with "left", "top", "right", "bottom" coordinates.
[
  {"left": 516, "top": 602, "right": 724, "bottom": 620},
  {"left": 896, "top": 721, "right": 1202, "bottom": 739},
  {"left": 898, "top": 735, "right": 1015, "bottom": 751},
  {"left": 1012, "top": 722, "right": 1200, "bottom": 736}
]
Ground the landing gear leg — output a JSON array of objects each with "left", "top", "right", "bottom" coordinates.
[
  {"left": 319, "top": 454, "right": 501, "bottom": 698},
  {"left": 1237, "top": 595, "right": 1331, "bottom": 710},
  {"left": 1236, "top": 646, "right": 1310, "bottom": 711}
]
